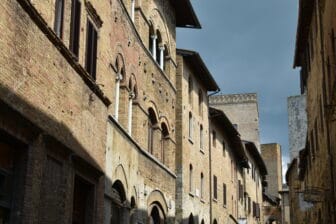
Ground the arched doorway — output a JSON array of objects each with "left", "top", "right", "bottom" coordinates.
[
  {"left": 111, "top": 180, "right": 129, "bottom": 224},
  {"left": 148, "top": 203, "right": 165, "bottom": 224},
  {"left": 188, "top": 213, "right": 195, "bottom": 224}
]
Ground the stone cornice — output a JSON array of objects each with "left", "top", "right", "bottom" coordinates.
[{"left": 209, "top": 93, "right": 257, "bottom": 105}]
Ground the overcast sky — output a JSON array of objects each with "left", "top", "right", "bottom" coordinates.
[{"left": 177, "top": 0, "right": 300, "bottom": 177}]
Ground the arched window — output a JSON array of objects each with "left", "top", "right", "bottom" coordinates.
[
  {"left": 188, "top": 77, "right": 193, "bottom": 107},
  {"left": 149, "top": 24, "right": 156, "bottom": 60},
  {"left": 161, "top": 123, "right": 169, "bottom": 164},
  {"left": 201, "top": 220, "right": 205, "bottom": 224},
  {"left": 200, "top": 125, "right": 204, "bottom": 150},
  {"left": 156, "top": 31, "right": 162, "bottom": 65},
  {"left": 213, "top": 219, "right": 218, "bottom": 224},
  {"left": 200, "top": 172, "right": 204, "bottom": 199},
  {"left": 128, "top": 75, "right": 137, "bottom": 135},
  {"left": 149, "top": 204, "right": 165, "bottom": 224},
  {"left": 198, "top": 89, "right": 203, "bottom": 117},
  {"left": 148, "top": 108, "right": 158, "bottom": 154},
  {"left": 189, "top": 112, "right": 193, "bottom": 140},
  {"left": 189, "top": 164, "right": 193, "bottom": 193},
  {"left": 114, "top": 54, "right": 125, "bottom": 121},
  {"left": 130, "top": 196, "right": 137, "bottom": 224}
]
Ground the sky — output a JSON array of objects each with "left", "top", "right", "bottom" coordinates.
[{"left": 177, "top": 0, "right": 300, "bottom": 179}]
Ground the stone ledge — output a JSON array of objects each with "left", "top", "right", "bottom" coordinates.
[{"left": 210, "top": 93, "right": 257, "bottom": 105}]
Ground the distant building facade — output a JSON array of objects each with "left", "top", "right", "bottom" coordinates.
[
  {"left": 287, "top": 95, "right": 307, "bottom": 161},
  {"left": 209, "top": 93, "right": 261, "bottom": 150},
  {"left": 287, "top": 0, "right": 336, "bottom": 223},
  {"left": 0, "top": 0, "right": 270, "bottom": 224}
]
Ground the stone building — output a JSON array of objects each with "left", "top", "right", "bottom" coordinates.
[
  {"left": 0, "top": 0, "right": 200, "bottom": 223},
  {"left": 287, "top": 95, "right": 307, "bottom": 161},
  {"left": 209, "top": 93, "right": 261, "bottom": 151},
  {"left": 209, "top": 108, "right": 249, "bottom": 224},
  {"left": 287, "top": 0, "right": 336, "bottom": 223},
  {"left": 261, "top": 143, "right": 283, "bottom": 224},
  {"left": 0, "top": 0, "right": 272, "bottom": 224},
  {"left": 210, "top": 93, "right": 266, "bottom": 223},
  {"left": 175, "top": 49, "right": 219, "bottom": 224},
  {"left": 261, "top": 144, "right": 283, "bottom": 199}
]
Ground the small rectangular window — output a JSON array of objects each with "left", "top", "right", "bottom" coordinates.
[
  {"left": 70, "top": 0, "right": 81, "bottom": 58},
  {"left": 222, "top": 140, "right": 226, "bottom": 156},
  {"left": 54, "top": 0, "right": 64, "bottom": 38},
  {"left": 213, "top": 175, "right": 217, "bottom": 200},
  {"left": 223, "top": 184, "right": 227, "bottom": 206},
  {"left": 212, "top": 131, "right": 216, "bottom": 148},
  {"left": 85, "top": 20, "right": 98, "bottom": 79}
]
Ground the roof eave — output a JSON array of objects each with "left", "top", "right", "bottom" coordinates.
[
  {"left": 171, "top": 0, "right": 202, "bottom": 29},
  {"left": 177, "top": 49, "right": 220, "bottom": 91}
]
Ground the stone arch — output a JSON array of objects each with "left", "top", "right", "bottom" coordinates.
[
  {"left": 147, "top": 190, "right": 168, "bottom": 216},
  {"left": 128, "top": 74, "right": 138, "bottom": 99},
  {"left": 147, "top": 101, "right": 159, "bottom": 121},
  {"left": 188, "top": 213, "right": 195, "bottom": 224},
  {"left": 159, "top": 116, "right": 171, "bottom": 134},
  {"left": 111, "top": 180, "right": 129, "bottom": 224},
  {"left": 148, "top": 8, "right": 172, "bottom": 55},
  {"left": 114, "top": 164, "right": 128, "bottom": 191}
]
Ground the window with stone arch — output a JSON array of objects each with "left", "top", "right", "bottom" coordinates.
[
  {"left": 148, "top": 108, "right": 158, "bottom": 154},
  {"left": 160, "top": 122, "right": 169, "bottom": 164},
  {"left": 127, "top": 75, "right": 138, "bottom": 135},
  {"left": 114, "top": 54, "right": 126, "bottom": 122},
  {"left": 149, "top": 22, "right": 156, "bottom": 58}
]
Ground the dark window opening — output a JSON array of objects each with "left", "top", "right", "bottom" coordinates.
[
  {"left": 85, "top": 20, "right": 98, "bottom": 79},
  {"left": 223, "top": 184, "right": 227, "bottom": 206},
  {"left": 70, "top": 0, "right": 81, "bottom": 58},
  {"left": 213, "top": 175, "right": 217, "bottom": 199},
  {"left": 72, "top": 175, "right": 94, "bottom": 224},
  {"left": 54, "top": 0, "right": 64, "bottom": 38}
]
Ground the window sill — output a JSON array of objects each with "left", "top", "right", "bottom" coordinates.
[
  {"left": 200, "top": 149, "right": 205, "bottom": 154},
  {"left": 223, "top": 204, "right": 227, "bottom": 208},
  {"left": 188, "top": 138, "right": 194, "bottom": 144},
  {"left": 200, "top": 199, "right": 205, "bottom": 204},
  {"left": 189, "top": 192, "right": 194, "bottom": 197},
  {"left": 213, "top": 198, "right": 218, "bottom": 203}
]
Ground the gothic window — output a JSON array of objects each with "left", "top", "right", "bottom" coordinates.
[
  {"left": 223, "top": 184, "right": 227, "bottom": 206},
  {"left": 114, "top": 54, "right": 126, "bottom": 121},
  {"left": 128, "top": 75, "right": 137, "bottom": 135},
  {"left": 148, "top": 108, "right": 158, "bottom": 154},
  {"left": 160, "top": 123, "right": 169, "bottom": 164}
]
